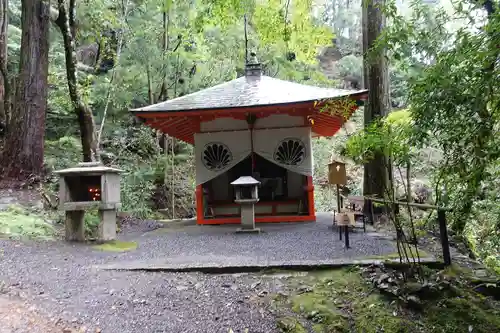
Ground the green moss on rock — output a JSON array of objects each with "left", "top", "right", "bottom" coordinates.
[
  {"left": 92, "top": 240, "right": 137, "bottom": 252},
  {"left": 0, "top": 205, "right": 57, "bottom": 240},
  {"left": 276, "top": 317, "right": 306, "bottom": 333}
]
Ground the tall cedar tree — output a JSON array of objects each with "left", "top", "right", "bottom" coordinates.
[
  {"left": 0, "top": 0, "right": 9, "bottom": 127},
  {"left": 362, "top": 0, "right": 392, "bottom": 198},
  {"left": 0, "top": 0, "right": 50, "bottom": 180}
]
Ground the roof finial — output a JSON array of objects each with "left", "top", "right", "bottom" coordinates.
[
  {"left": 248, "top": 51, "right": 258, "bottom": 64},
  {"left": 245, "top": 50, "right": 262, "bottom": 77}
]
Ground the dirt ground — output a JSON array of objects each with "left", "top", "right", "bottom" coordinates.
[{"left": 0, "top": 295, "right": 80, "bottom": 333}]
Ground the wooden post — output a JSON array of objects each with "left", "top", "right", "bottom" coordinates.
[
  {"left": 344, "top": 225, "right": 350, "bottom": 248},
  {"left": 337, "top": 184, "right": 342, "bottom": 241},
  {"left": 336, "top": 184, "right": 341, "bottom": 212},
  {"left": 438, "top": 209, "right": 452, "bottom": 266}
]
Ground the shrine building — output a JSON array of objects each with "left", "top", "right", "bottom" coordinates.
[{"left": 131, "top": 57, "right": 367, "bottom": 225}]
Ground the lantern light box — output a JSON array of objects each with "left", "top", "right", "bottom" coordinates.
[
  {"left": 55, "top": 162, "right": 123, "bottom": 242},
  {"left": 328, "top": 160, "right": 347, "bottom": 185}
]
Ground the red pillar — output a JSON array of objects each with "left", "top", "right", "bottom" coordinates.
[
  {"left": 195, "top": 185, "right": 204, "bottom": 224},
  {"left": 306, "top": 176, "right": 316, "bottom": 221}
]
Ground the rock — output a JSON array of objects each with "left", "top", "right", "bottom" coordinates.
[
  {"left": 277, "top": 317, "right": 303, "bottom": 332},
  {"left": 251, "top": 281, "right": 261, "bottom": 289},
  {"left": 406, "top": 295, "right": 422, "bottom": 308},
  {"left": 257, "top": 290, "right": 268, "bottom": 297},
  {"left": 474, "top": 269, "right": 488, "bottom": 278},
  {"left": 62, "top": 328, "right": 73, "bottom": 333},
  {"left": 306, "top": 310, "right": 319, "bottom": 319},
  {"left": 378, "top": 273, "right": 391, "bottom": 283},
  {"left": 297, "top": 285, "right": 313, "bottom": 294}
]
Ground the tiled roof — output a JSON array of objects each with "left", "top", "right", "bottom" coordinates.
[{"left": 131, "top": 75, "right": 367, "bottom": 113}]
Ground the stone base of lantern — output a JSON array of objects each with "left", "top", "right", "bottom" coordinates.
[
  {"left": 64, "top": 206, "right": 118, "bottom": 242},
  {"left": 234, "top": 202, "right": 260, "bottom": 234},
  {"left": 235, "top": 227, "right": 261, "bottom": 234},
  {"left": 65, "top": 210, "right": 85, "bottom": 241},
  {"left": 98, "top": 209, "right": 117, "bottom": 241}
]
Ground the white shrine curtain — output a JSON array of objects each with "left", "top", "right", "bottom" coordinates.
[
  {"left": 194, "top": 130, "right": 251, "bottom": 185},
  {"left": 253, "top": 127, "right": 313, "bottom": 176}
]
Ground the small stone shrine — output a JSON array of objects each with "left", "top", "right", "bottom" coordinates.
[
  {"left": 231, "top": 176, "right": 260, "bottom": 233},
  {"left": 55, "top": 162, "right": 123, "bottom": 242}
]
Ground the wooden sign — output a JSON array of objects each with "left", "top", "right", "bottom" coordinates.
[
  {"left": 335, "top": 212, "right": 355, "bottom": 226},
  {"left": 328, "top": 161, "right": 347, "bottom": 185}
]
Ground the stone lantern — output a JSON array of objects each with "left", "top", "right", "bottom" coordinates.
[
  {"left": 55, "top": 162, "right": 123, "bottom": 242},
  {"left": 231, "top": 176, "right": 260, "bottom": 233}
]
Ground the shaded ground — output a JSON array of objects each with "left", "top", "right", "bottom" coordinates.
[
  {"left": 0, "top": 295, "right": 72, "bottom": 333},
  {"left": 0, "top": 241, "right": 282, "bottom": 332},
  {"left": 0, "top": 213, "right": 405, "bottom": 333},
  {"left": 110, "top": 213, "right": 402, "bottom": 269}
]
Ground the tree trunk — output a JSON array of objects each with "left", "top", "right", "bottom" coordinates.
[
  {"left": 362, "top": 0, "right": 391, "bottom": 198},
  {"left": 0, "top": 0, "right": 49, "bottom": 180},
  {"left": 0, "top": 0, "right": 10, "bottom": 128},
  {"left": 55, "top": 0, "right": 97, "bottom": 162}
]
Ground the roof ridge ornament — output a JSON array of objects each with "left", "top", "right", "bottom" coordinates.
[{"left": 245, "top": 51, "right": 262, "bottom": 77}]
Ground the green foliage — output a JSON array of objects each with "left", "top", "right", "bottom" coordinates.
[
  {"left": 84, "top": 208, "right": 100, "bottom": 237},
  {"left": 0, "top": 206, "right": 57, "bottom": 240},
  {"left": 37, "top": 0, "right": 336, "bottom": 220},
  {"left": 345, "top": 109, "right": 413, "bottom": 167},
  {"left": 369, "top": 0, "right": 500, "bottom": 271}
]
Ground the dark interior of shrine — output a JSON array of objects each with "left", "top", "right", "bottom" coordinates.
[{"left": 202, "top": 154, "right": 308, "bottom": 205}]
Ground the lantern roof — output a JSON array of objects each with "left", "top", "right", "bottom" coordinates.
[
  {"left": 55, "top": 162, "right": 123, "bottom": 175},
  {"left": 231, "top": 176, "right": 261, "bottom": 186}
]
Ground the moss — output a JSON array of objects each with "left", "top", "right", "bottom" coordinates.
[
  {"left": 0, "top": 205, "right": 57, "bottom": 240},
  {"left": 276, "top": 317, "right": 306, "bottom": 333},
  {"left": 92, "top": 240, "right": 137, "bottom": 252},
  {"left": 424, "top": 295, "right": 500, "bottom": 332},
  {"left": 291, "top": 292, "right": 348, "bottom": 331},
  {"left": 351, "top": 294, "right": 412, "bottom": 333},
  {"left": 363, "top": 250, "right": 432, "bottom": 260},
  {"left": 272, "top": 267, "right": 500, "bottom": 333}
]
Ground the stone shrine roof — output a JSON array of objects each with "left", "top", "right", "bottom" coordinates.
[
  {"left": 231, "top": 176, "right": 261, "bottom": 186},
  {"left": 55, "top": 162, "right": 123, "bottom": 175}
]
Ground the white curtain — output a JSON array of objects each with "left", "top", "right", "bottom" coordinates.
[
  {"left": 194, "top": 130, "right": 251, "bottom": 185},
  {"left": 253, "top": 127, "right": 313, "bottom": 176}
]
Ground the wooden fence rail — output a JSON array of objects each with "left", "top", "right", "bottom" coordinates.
[{"left": 338, "top": 194, "right": 452, "bottom": 266}]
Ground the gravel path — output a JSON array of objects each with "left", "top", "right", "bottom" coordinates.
[
  {"left": 0, "top": 240, "right": 284, "bottom": 333},
  {"left": 0, "top": 213, "right": 397, "bottom": 333},
  {"left": 113, "top": 212, "right": 397, "bottom": 268}
]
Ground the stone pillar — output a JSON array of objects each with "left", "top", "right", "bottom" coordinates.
[
  {"left": 240, "top": 203, "right": 255, "bottom": 229},
  {"left": 98, "top": 209, "right": 117, "bottom": 241},
  {"left": 236, "top": 202, "right": 260, "bottom": 234},
  {"left": 65, "top": 210, "right": 85, "bottom": 241}
]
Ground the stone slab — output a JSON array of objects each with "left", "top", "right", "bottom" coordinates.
[{"left": 95, "top": 255, "right": 440, "bottom": 273}]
